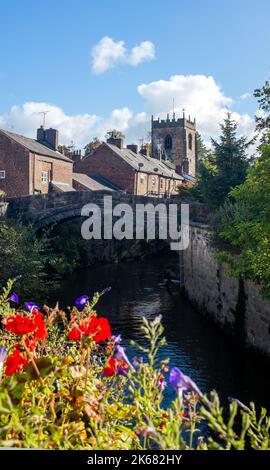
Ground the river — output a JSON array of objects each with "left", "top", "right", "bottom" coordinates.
[{"left": 52, "top": 254, "right": 270, "bottom": 410}]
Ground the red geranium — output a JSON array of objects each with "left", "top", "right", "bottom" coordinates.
[
  {"left": 5, "top": 347, "right": 29, "bottom": 376},
  {"left": 68, "top": 326, "right": 82, "bottom": 341},
  {"left": 3, "top": 312, "right": 47, "bottom": 341},
  {"left": 33, "top": 312, "right": 47, "bottom": 340},
  {"left": 67, "top": 316, "right": 111, "bottom": 343},
  {"left": 4, "top": 313, "right": 36, "bottom": 335},
  {"left": 103, "top": 357, "right": 129, "bottom": 377}
]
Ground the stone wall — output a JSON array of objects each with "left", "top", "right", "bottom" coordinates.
[{"left": 183, "top": 223, "right": 270, "bottom": 358}]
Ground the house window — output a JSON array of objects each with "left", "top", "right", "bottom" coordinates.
[
  {"left": 165, "top": 134, "right": 172, "bottom": 150},
  {"left": 152, "top": 176, "right": 156, "bottom": 188},
  {"left": 188, "top": 133, "right": 193, "bottom": 150},
  {"left": 0, "top": 170, "right": 5, "bottom": 179},
  {"left": 140, "top": 176, "right": 145, "bottom": 184},
  {"left": 41, "top": 171, "right": 48, "bottom": 183},
  {"left": 160, "top": 178, "right": 163, "bottom": 189}
]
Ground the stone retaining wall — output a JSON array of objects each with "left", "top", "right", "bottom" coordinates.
[{"left": 183, "top": 224, "right": 270, "bottom": 357}]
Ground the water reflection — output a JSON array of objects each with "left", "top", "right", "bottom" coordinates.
[{"left": 53, "top": 255, "right": 270, "bottom": 410}]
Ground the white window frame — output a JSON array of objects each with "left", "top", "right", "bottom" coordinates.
[
  {"left": 0, "top": 170, "right": 5, "bottom": 179},
  {"left": 41, "top": 171, "right": 48, "bottom": 184}
]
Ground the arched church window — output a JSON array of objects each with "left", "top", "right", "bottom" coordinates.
[
  {"left": 188, "top": 133, "right": 193, "bottom": 150},
  {"left": 164, "top": 134, "right": 172, "bottom": 149}
]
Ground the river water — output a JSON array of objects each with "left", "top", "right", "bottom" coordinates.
[{"left": 53, "top": 254, "right": 270, "bottom": 410}]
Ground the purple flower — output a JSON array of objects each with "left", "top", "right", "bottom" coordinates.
[
  {"left": 112, "top": 334, "right": 122, "bottom": 344},
  {"left": 0, "top": 346, "right": 7, "bottom": 380},
  {"left": 169, "top": 367, "right": 202, "bottom": 398},
  {"left": 132, "top": 356, "right": 144, "bottom": 371},
  {"left": 114, "top": 344, "right": 132, "bottom": 368},
  {"left": 75, "top": 295, "right": 89, "bottom": 310},
  {"left": 25, "top": 301, "right": 40, "bottom": 312},
  {"left": 158, "top": 377, "right": 168, "bottom": 391},
  {"left": 10, "top": 293, "right": 19, "bottom": 303}
]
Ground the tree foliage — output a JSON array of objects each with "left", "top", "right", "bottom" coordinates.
[
  {"left": 189, "top": 113, "right": 252, "bottom": 206},
  {"left": 254, "top": 77, "right": 270, "bottom": 143},
  {"left": 211, "top": 142, "right": 270, "bottom": 298},
  {"left": 84, "top": 137, "right": 102, "bottom": 157}
]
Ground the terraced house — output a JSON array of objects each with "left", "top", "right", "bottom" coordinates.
[
  {"left": 0, "top": 126, "right": 73, "bottom": 198},
  {"left": 74, "top": 132, "right": 187, "bottom": 197}
]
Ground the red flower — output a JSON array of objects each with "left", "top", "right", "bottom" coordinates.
[
  {"left": 33, "top": 312, "right": 47, "bottom": 340},
  {"left": 67, "top": 316, "right": 111, "bottom": 343},
  {"left": 4, "top": 313, "right": 36, "bottom": 335},
  {"left": 5, "top": 348, "right": 29, "bottom": 376},
  {"left": 92, "top": 317, "right": 111, "bottom": 343},
  {"left": 68, "top": 326, "right": 82, "bottom": 341},
  {"left": 103, "top": 357, "right": 128, "bottom": 377},
  {"left": 4, "top": 312, "right": 47, "bottom": 342}
]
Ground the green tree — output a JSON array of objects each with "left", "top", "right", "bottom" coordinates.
[
  {"left": 191, "top": 112, "right": 252, "bottom": 206},
  {"left": 0, "top": 219, "right": 56, "bottom": 300},
  {"left": 212, "top": 142, "right": 270, "bottom": 298},
  {"left": 254, "top": 76, "right": 270, "bottom": 143},
  {"left": 84, "top": 137, "right": 102, "bottom": 157}
]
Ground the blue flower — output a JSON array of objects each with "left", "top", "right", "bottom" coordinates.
[
  {"left": 0, "top": 346, "right": 7, "bottom": 380},
  {"left": 25, "top": 301, "right": 40, "bottom": 312},
  {"left": 75, "top": 295, "right": 89, "bottom": 310},
  {"left": 169, "top": 367, "right": 202, "bottom": 398},
  {"left": 10, "top": 293, "right": 19, "bottom": 304}
]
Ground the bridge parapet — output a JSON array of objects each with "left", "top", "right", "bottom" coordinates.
[{"left": 5, "top": 191, "right": 209, "bottom": 229}]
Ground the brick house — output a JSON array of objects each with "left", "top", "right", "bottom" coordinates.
[
  {"left": 74, "top": 134, "right": 184, "bottom": 197},
  {"left": 0, "top": 127, "right": 73, "bottom": 198}
]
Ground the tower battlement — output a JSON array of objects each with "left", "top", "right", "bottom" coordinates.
[{"left": 152, "top": 113, "right": 196, "bottom": 130}]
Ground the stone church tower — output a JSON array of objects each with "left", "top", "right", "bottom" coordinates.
[{"left": 151, "top": 112, "right": 197, "bottom": 176}]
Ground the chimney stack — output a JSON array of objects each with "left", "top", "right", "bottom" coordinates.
[
  {"left": 106, "top": 136, "right": 124, "bottom": 149},
  {"left": 37, "top": 126, "right": 59, "bottom": 151},
  {"left": 127, "top": 144, "right": 138, "bottom": 154}
]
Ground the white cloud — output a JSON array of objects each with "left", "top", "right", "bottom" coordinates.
[
  {"left": 0, "top": 75, "right": 256, "bottom": 150},
  {"left": 91, "top": 36, "right": 127, "bottom": 74},
  {"left": 239, "top": 92, "right": 252, "bottom": 101},
  {"left": 0, "top": 102, "right": 100, "bottom": 146},
  {"left": 91, "top": 36, "right": 155, "bottom": 74},
  {"left": 138, "top": 74, "right": 255, "bottom": 140},
  {"left": 128, "top": 41, "right": 155, "bottom": 66}
]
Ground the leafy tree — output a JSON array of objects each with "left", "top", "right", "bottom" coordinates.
[
  {"left": 254, "top": 76, "right": 270, "bottom": 143},
  {"left": 212, "top": 142, "right": 270, "bottom": 298},
  {"left": 190, "top": 112, "right": 252, "bottom": 206},
  {"left": 0, "top": 219, "right": 56, "bottom": 300},
  {"left": 84, "top": 137, "right": 102, "bottom": 157}
]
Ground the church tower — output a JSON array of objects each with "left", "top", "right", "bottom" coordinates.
[{"left": 151, "top": 112, "right": 197, "bottom": 176}]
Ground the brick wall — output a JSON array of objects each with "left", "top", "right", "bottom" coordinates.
[
  {"left": 0, "top": 131, "right": 73, "bottom": 197},
  {"left": 0, "top": 133, "right": 30, "bottom": 197},
  {"left": 74, "top": 144, "right": 135, "bottom": 193},
  {"left": 28, "top": 153, "right": 73, "bottom": 195}
]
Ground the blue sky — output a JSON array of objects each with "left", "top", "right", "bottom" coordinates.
[{"left": 0, "top": 0, "right": 269, "bottom": 147}]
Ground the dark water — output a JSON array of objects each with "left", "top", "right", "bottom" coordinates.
[{"left": 53, "top": 255, "right": 270, "bottom": 410}]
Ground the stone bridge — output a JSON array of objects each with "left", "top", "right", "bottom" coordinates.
[{"left": 5, "top": 190, "right": 209, "bottom": 230}]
